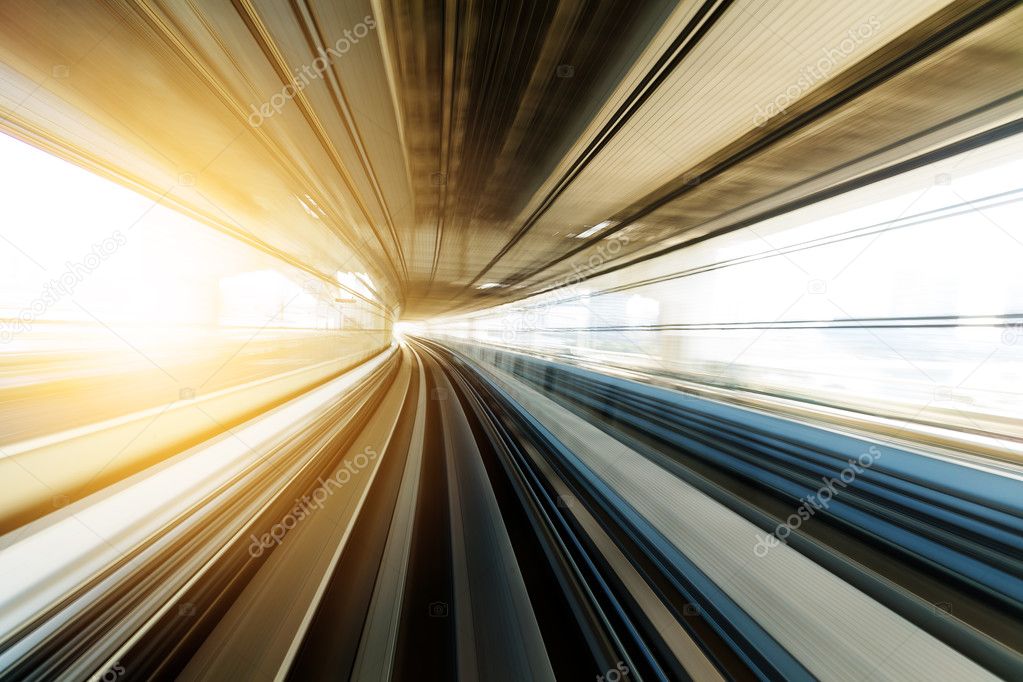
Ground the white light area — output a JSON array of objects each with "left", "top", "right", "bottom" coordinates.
[
  {"left": 0, "top": 134, "right": 150, "bottom": 265},
  {"left": 0, "top": 131, "right": 357, "bottom": 332},
  {"left": 549, "top": 303, "right": 590, "bottom": 328},
  {"left": 353, "top": 271, "right": 377, "bottom": 294},
  {"left": 394, "top": 321, "right": 424, "bottom": 338},
  {"left": 625, "top": 294, "right": 660, "bottom": 324},
  {"left": 476, "top": 282, "right": 503, "bottom": 289},
  {"left": 575, "top": 220, "right": 613, "bottom": 239},
  {"left": 218, "top": 269, "right": 323, "bottom": 328},
  {"left": 336, "top": 271, "right": 376, "bottom": 301}
]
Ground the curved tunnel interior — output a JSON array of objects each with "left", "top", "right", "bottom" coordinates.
[{"left": 0, "top": 1, "right": 1021, "bottom": 680}]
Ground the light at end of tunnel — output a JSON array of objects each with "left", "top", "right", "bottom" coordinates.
[{"left": 394, "top": 321, "right": 424, "bottom": 340}]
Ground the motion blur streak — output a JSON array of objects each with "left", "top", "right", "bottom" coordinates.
[{"left": 0, "top": 1, "right": 1020, "bottom": 681}]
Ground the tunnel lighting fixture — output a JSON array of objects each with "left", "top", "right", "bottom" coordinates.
[
  {"left": 476, "top": 282, "right": 502, "bottom": 289},
  {"left": 303, "top": 193, "right": 327, "bottom": 217},
  {"left": 296, "top": 195, "right": 320, "bottom": 219},
  {"left": 575, "top": 220, "right": 612, "bottom": 239}
]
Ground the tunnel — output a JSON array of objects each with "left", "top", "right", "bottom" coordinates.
[{"left": 0, "top": 1, "right": 1021, "bottom": 680}]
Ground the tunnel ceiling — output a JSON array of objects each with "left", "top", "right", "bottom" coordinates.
[{"left": 0, "top": 0, "right": 1020, "bottom": 318}]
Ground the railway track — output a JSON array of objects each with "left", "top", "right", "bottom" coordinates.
[{"left": 0, "top": 341, "right": 1020, "bottom": 680}]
